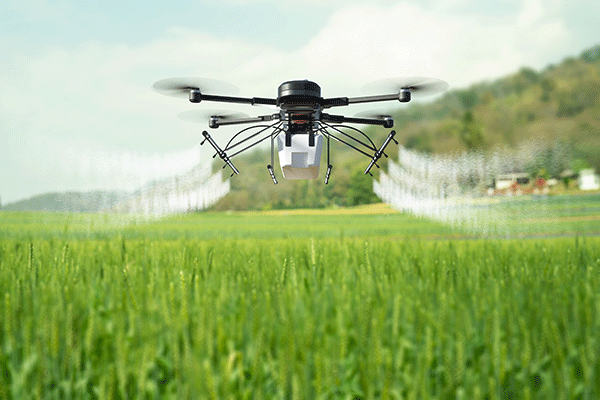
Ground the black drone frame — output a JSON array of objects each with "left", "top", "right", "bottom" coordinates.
[
  {"left": 200, "top": 117, "right": 397, "bottom": 185},
  {"left": 152, "top": 77, "right": 448, "bottom": 184}
]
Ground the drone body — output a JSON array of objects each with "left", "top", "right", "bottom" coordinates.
[{"left": 153, "top": 77, "right": 448, "bottom": 184}]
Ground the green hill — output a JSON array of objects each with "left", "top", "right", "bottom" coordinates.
[
  {"left": 2, "top": 191, "right": 127, "bottom": 213},
  {"left": 392, "top": 44, "right": 600, "bottom": 162},
  {"left": 212, "top": 44, "right": 600, "bottom": 210}
]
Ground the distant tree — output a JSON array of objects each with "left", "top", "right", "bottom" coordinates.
[
  {"left": 581, "top": 44, "right": 600, "bottom": 63},
  {"left": 405, "top": 135, "right": 419, "bottom": 149},
  {"left": 436, "top": 119, "right": 462, "bottom": 139},
  {"left": 562, "top": 57, "right": 577, "bottom": 67},
  {"left": 346, "top": 169, "right": 379, "bottom": 206},
  {"left": 291, "top": 180, "right": 308, "bottom": 208},
  {"left": 481, "top": 90, "right": 495, "bottom": 106},
  {"left": 513, "top": 68, "right": 539, "bottom": 95},
  {"left": 405, "top": 130, "right": 433, "bottom": 153},
  {"left": 519, "top": 67, "right": 540, "bottom": 84},
  {"left": 570, "top": 158, "right": 590, "bottom": 174},
  {"left": 455, "top": 88, "right": 479, "bottom": 109},
  {"left": 557, "top": 90, "right": 586, "bottom": 118},
  {"left": 323, "top": 169, "right": 350, "bottom": 207},
  {"left": 460, "top": 111, "right": 485, "bottom": 150},
  {"left": 526, "top": 145, "right": 572, "bottom": 179},
  {"left": 540, "top": 77, "right": 555, "bottom": 102}
]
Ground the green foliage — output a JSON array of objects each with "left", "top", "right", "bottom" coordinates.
[
  {"left": 540, "top": 77, "right": 555, "bottom": 102},
  {"left": 345, "top": 169, "right": 379, "bottom": 206},
  {"left": 526, "top": 144, "right": 572, "bottom": 178},
  {"left": 1, "top": 210, "right": 600, "bottom": 398},
  {"left": 557, "top": 90, "right": 586, "bottom": 118},
  {"left": 460, "top": 111, "right": 485, "bottom": 150},
  {"left": 519, "top": 67, "right": 540, "bottom": 84},
  {"left": 405, "top": 129, "right": 433, "bottom": 153},
  {"left": 455, "top": 87, "right": 479, "bottom": 109},
  {"left": 387, "top": 43, "right": 600, "bottom": 165},
  {"left": 570, "top": 158, "right": 590, "bottom": 173},
  {"left": 581, "top": 44, "right": 600, "bottom": 63}
]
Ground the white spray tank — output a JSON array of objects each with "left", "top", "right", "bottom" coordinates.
[{"left": 276, "top": 133, "right": 323, "bottom": 179}]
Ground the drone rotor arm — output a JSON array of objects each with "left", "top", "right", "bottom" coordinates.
[
  {"left": 251, "top": 97, "right": 278, "bottom": 106},
  {"left": 362, "top": 77, "right": 448, "bottom": 98},
  {"left": 190, "top": 92, "right": 277, "bottom": 106},
  {"left": 347, "top": 93, "right": 407, "bottom": 104},
  {"left": 321, "top": 97, "right": 349, "bottom": 108},
  {"left": 211, "top": 114, "right": 280, "bottom": 128},
  {"left": 322, "top": 93, "right": 410, "bottom": 108},
  {"left": 321, "top": 113, "right": 393, "bottom": 128}
]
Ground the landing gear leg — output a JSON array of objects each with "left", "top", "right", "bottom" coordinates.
[
  {"left": 201, "top": 130, "right": 239, "bottom": 176},
  {"left": 267, "top": 132, "right": 278, "bottom": 184},
  {"left": 364, "top": 130, "right": 397, "bottom": 176},
  {"left": 325, "top": 134, "right": 332, "bottom": 184}
]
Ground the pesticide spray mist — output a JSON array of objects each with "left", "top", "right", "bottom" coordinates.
[
  {"left": 59, "top": 143, "right": 229, "bottom": 222},
  {"left": 374, "top": 140, "right": 586, "bottom": 237}
]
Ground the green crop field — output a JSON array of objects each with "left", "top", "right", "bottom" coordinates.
[{"left": 1, "top": 199, "right": 600, "bottom": 399}]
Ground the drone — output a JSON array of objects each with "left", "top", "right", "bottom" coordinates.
[{"left": 152, "top": 77, "right": 448, "bottom": 184}]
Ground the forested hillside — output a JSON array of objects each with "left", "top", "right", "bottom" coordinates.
[
  {"left": 212, "top": 44, "right": 600, "bottom": 211},
  {"left": 395, "top": 45, "right": 600, "bottom": 159}
]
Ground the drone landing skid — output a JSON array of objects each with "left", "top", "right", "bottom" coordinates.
[
  {"left": 365, "top": 130, "right": 398, "bottom": 176},
  {"left": 201, "top": 131, "right": 239, "bottom": 176}
]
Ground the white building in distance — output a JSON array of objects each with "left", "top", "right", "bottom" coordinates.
[{"left": 578, "top": 169, "right": 600, "bottom": 190}]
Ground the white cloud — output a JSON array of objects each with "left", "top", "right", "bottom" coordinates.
[
  {"left": 300, "top": 4, "right": 453, "bottom": 92},
  {"left": 0, "top": 0, "right": 580, "bottom": 202},
  {"left": 298, "top": 1, "right": 572, "bottom": 92},
  {"left": 1, "top": 1, "right": 573, "bottom": 133}
]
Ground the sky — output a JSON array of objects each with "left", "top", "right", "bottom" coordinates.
[{"left": 1, "top": 0, "right": 599, "bottom": 204}]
